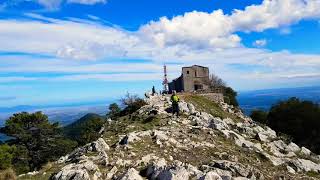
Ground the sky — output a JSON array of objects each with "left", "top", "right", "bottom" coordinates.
[{"left": 0, "top": 0, "right": 319, "bottom": 107}]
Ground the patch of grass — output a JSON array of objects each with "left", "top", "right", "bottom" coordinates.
[
  {"left": 0, "top": 169, "right": 16, "bottom": 180},
  {"left": 306, "top": 171, "right": 320, "bottom": 178},
  {"left": 183, "top": 95, "right": 243, "bottom": 122},
  {"left": 17, "top": 162, "right": 63, "bottom": 180}
]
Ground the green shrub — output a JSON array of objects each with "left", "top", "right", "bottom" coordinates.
[
  {"left": 107, "top": 103, "right": 121, "bottom": 120},
  {"left": 0, "top": 111, "right": 77, "bottom": 172},
  {"left": 267, "top": 97, "right": 320, "bottom": 153},
  {"left": 250, "top": 110, "right": 268, "bottom": 124},
  {"left": 11, "top": 145, "right": 30, "bottom": 174},
  {"left": 0, "top": 144, "right": 15, "bottom": 170},
  {"left": 120, "top": 93, "right": 147, "bottom": 116},
  {"left": 223, "top": 87, "right": 238, "bottom": 107}
]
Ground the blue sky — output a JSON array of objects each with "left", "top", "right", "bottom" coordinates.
[{"left": 0, "top": 0, "right": 319, "bottom": 107}]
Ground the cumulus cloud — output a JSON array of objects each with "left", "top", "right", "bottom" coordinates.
[
  {"left": 67, "top": 0, "right": 107, "bottom": 5},
  {"left": 230, "top": 0, "right": 320, "bottom": 32},
  {"left": 253, "top": 39, "right": 267, "bottom": 47},
  {"left": 1, "top": 0, "right": 320, "bottom": 88},
  {"left": 139, "top": 10, "right": 240, "bottom": 49},
  {"left": 1, "top": 0, "right": 320, "bottom": 59},
  {"left": 139, "top": 0, "right": 320, "bottom": 49}
]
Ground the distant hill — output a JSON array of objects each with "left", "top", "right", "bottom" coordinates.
[
  {"left": 0, "top": 104, "right": 107, "bottom": 126},
  {"left": 238, "top": 86, "right": 320, "bottom": 114},
  {"left": 63, "top": 113, "right": 105, "bottom": 145}
]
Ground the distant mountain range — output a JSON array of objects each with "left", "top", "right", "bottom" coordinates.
[
  {"left": 238, "top": 86, "right": 320, "bottom": 115},
  {"left": 0, "top": 104, "right": 109, "bottom": 142},
  {"left": 0, "top": 103, "right": 110, "bottom": 127},
  {"left": 1, "top": 86, "right": 319, "bottom": 142}
]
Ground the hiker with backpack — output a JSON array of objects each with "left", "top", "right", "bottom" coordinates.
[{"left": 171, "top": 90, "right": 180, "bottom": 117}]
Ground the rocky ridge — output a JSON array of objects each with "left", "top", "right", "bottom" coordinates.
[{"left": 20, "top": 93, "right": 320, "bottom": 179}]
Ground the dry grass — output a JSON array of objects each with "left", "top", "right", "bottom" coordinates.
[
  {"left": 0, "top": 169, "right": 16, "bottom": 180},
  {"left": 182, "top": 95, "right": 243, "bottom": 122}
]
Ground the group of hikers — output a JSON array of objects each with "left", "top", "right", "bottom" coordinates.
[{"left": 151, "top": 86, "right": 180, "bottom": 117}]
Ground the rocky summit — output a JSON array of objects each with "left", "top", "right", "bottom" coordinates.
[{"left": 19, "top": 93, "right": 320, "bottom": 180}]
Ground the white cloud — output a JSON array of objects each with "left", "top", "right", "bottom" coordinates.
[
  {"left": 139, "top": 10, "right": 240, "bottom": 49},
  {"left": 1, "top": 0, "right": 320, "bottom": 89},
  {"left": 2, "top": 0, "right": 320, "bottom": 60},
  {"left": 230, "top": 0, "right": 320, "bottom": 32},
  {"left": 67, "top": 0, "right": 107, "bottom": 5},
  {"left": 138, "top": 0, "right": 320, "bottom": 50},
  {"left": 253, "top": 39, "right": 267, "bottom": 47},
  {"left": 37, "top": 0, "right": 62, "bottom": 10},
  {"left": 0, "top": 0, "right": 106, "bottom": 10}
]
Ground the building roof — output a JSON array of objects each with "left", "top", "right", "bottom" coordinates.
[{"left": 182, "top": 65, "right": 208, "bottom": 69}]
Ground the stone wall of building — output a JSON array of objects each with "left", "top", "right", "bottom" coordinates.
[{"left": 182, "top": 65, "right": 209, "bottom": 92}]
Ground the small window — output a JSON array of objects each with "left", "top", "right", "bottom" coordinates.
[
  {"left": 187, "top": 71, "right": 189, "bottom": 74},
  {"left": 195, "top": 71, "right": 197, "bottom": 77}
]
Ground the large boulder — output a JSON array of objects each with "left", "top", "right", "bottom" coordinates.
[
  {"left": 119, "top": 131, "right": 152, "bottom": 145},
  {"left": 92, "top": 138, "right": 110, "bottom": 152},
  {"left": 199, "top": 171, "right": 222, "bottom": 180},
  {"left": 146, "top": 158, "right": 167, "bottom": 179},
  {"left": 210, "top": 160, "right": 250, "bottom": 177},
  {"left": 267, "top": 140, "right": 295, "bottom": 157},
  {"left": 157, "top": 166, "right": 190, "bottom": 180},
  {"left": 300, "top": 147, "right": 311, "bottom": 156},
  {"left": 255, "top": 133, "right": 269, "bottom": 142},
  {"left": 210, "top": 118, "right": 229, "bottom": 131},
  {"left": 179, "top": 101, "right": 190, "bottom": 114},
  {"left": 290, "top": 159, "right": 320, "bottom": 172},
  {"left": 285, "top": 142, "right": 300, "bottom": 153},
  {"left": 119, "top": 168, "right": 143, "bottom": 180},
  {"left": 187, "top": 103, "right": 196, "bottom": 114},
  {"left": 53, "top": 160, "right": 99, "bottom": 180}
]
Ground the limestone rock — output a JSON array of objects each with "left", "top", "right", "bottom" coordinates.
[
  {"left": 223, "top": 118, "right": 235, "bottom": 126},
  {"left": 153, "top": 130, "right": 169, "bottom": 141},
  {"left": 199, "top": 171, "right": 222, "bottom": 180},
  {"left": 300, "top": 147, "right": 311, "bottom": 156},
  {"left": 119, "top": 168, "right": 143, "bottom": 180},
  {"left": 92, "top": 138, "right": 110, "bottom": 152},
  {"left": 146, "top": 158, "right": 167, "bottom": 179},
  {"left": 179, "top": 101, "right": 190, "bottom": 114},
  {"left": 157, "top": 166, "right": 190, "bottom": 180},
  {"left": 285, "top": 142, "right": 300, "bottom": 153},
  {"left": 286, "top": 166, "right": 296, "bottom": 174},
  {"left": 291, "top": 158, "right": 320, "bottom": 172},
  {"left": 255, "top": 133, "right": 269, "bottom": 142},
  {"left": 119, "top": 131, "right": 152, "bottom": 145},
  {"left": 187, "top": 103, "right": 196, "bottom": 114},
  {"left": 210, "top": 160, "right": 250, "bottom": 177},
  {"left": 106, "top": 166, "right": 118, "bottom": 179},
  {"left": 210, "top": 117, "right": 229, "bottom": 130},
  {"left": 52, "top": 160, "right": 99, "bottom": 180}
]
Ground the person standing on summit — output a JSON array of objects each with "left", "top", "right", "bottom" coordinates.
[{"left": 171, "top": 90, "right": 180, "bottom": 117}]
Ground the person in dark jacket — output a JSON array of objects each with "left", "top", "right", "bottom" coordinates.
[{"left": 171, "top": 90, "right": 180, "bottom": 117}]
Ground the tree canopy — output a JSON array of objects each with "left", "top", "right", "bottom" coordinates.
[
  {"left": 64, "top": 113, "right": 105, "bottom": 145},
  {"left": 0, "top": 112, "right": 77, "bottom": 173},
  {"left": 250, "top": 97, "right": 320, "bottom": 154}
]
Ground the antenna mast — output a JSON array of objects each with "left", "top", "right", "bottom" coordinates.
[{"left": 162, "top": 64, "right": 169, "bottom": 93}]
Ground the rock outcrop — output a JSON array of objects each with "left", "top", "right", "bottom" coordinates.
[{"left": 23, "top": 93, "right": 320, "bottom": 179}]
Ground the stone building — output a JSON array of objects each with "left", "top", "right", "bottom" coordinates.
[{"left": 168, "top": 65, "right": 210, "bottom": 93}]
